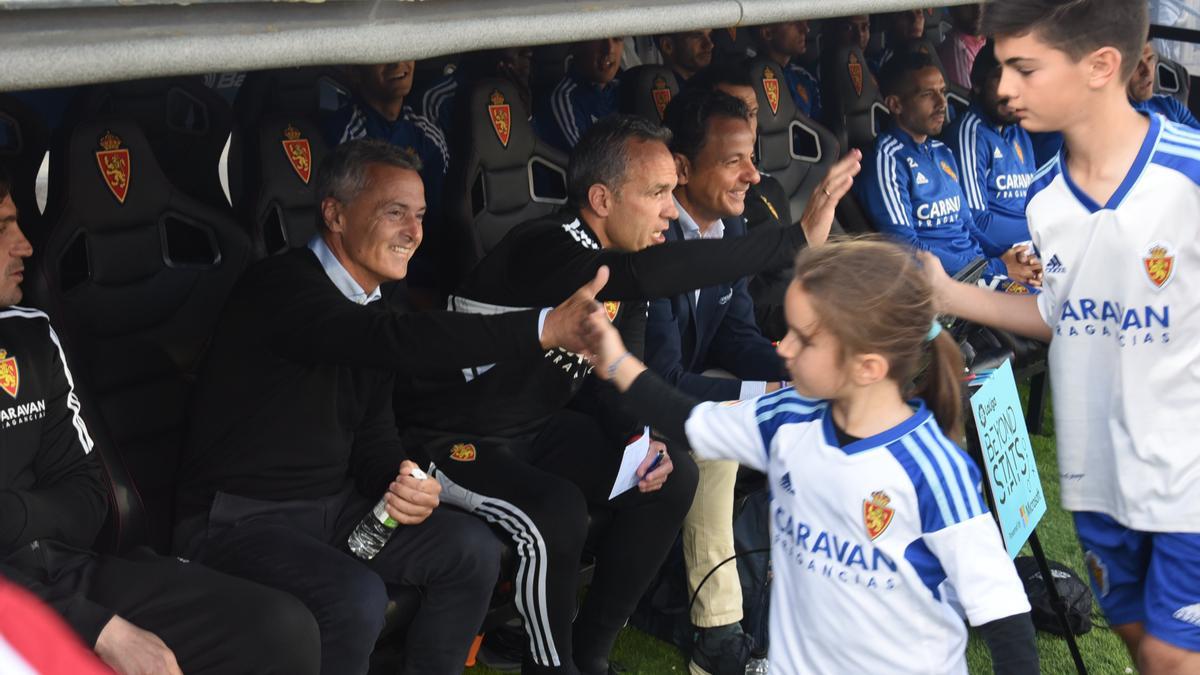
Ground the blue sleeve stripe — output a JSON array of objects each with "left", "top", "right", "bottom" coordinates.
[
  {"left": 897, "top": 434, "right": 958, "bottom": 527},
  {"left": 874, "top": 138, "right": 900, "bottom": 224},
  {"left": 340, "top": 106, "right": 367, "bottom": 143},
  {"left": 1158, "top": 139, "right": 1200, "bottom": 159},
  {"left": 408, "top": 110, "right": 451, "bottom": 168},
  {"left": 552, "top": 79, "right": 582, "bottom": 146},
  {"left": 904, "top": 538, "right": 947, "bottom": 602},
  {"left": 421, "top": 78, "right": 456, "bottom": 120},
  {"left": 1026, "top": 155, "right": 1061, "bottom": 205},
  {"left": 916, "top": 424, "right": 979, "bottom": 520},
  {"left": 755, "top": 395, "right": 825, "bottom": 450},
  {"left": 755, "top": 388, "right": 823, "bottom": 415},
  {"left": 937, "top": 431, "right": 985, "bottom": 516},
  {"left": 959, "top": 115, "right": 986, "bottom": 210},
  {"left": 1151, "top": 153, "right": 1200, "bottom": 187},
  {"left": 878, "top": 139, "right": 910, "bottom": 226},
  {"left": 1161, "top": 121, "right": 1200, "bottom": 143},
  {"left": 754, "top": 403, "right": 824, "bottom": 425}
]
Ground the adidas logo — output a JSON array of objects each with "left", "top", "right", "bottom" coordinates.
[
  {"left": 1174, "top": 603, "right": 1200, "bottom": 627},
  {"left": 779, "top": 472, "right": 796, "bottom": 495},
  {"left": 915, "top": 172, "right": 929, "bottom": 185},
  {"left": 994, "top": 146, "right": 1004, "bottom": 159},
  {"left": 1045, "top": 254, "right": 1066, "bottom": 274}
]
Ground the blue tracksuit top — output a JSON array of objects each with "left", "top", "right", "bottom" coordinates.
[
  {"left": 1133, "top": 94, "right": 1200, "bottom": 129},
  {"left": 784, "top": 61, "right": 822, "bottom": 121},
  {"left": 944, "top": 104, "right": 1037, "bottom": 251},
  {"left": 534, "top": 70, "right": 619, "bottom": 152},
  {"left": 857, "top": 125, "right": 1006, "bottom": 278}
]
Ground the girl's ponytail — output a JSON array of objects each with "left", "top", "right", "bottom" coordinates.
[{"left": 914, "top": 328, "right": 965, "bottom": 441}]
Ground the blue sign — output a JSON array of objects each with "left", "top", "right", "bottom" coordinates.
[{"left": 970, "top": 360, "right": 1047, "bottom": 557}]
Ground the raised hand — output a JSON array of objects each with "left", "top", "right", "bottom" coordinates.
[
  {"left": 542, "top": 266, "right": 609, "bottom": 353},
  {"left": 798, "top": 149, "right": 862, "bottom": 247}
]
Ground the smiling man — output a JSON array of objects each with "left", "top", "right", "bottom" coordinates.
[
  {"left": 390, "top": 114, "right": 860, "bottom": 674},
  {"left": 646, "top": 87, "right": 792, "bottom": 675},
  {"left": 858, "top": 50, "right": 1040, "bottom": 289},
  {"left": 175, "top": 139, "right": 608, "bottom": 675},
  {"left": 324, "top": 61, "right": 452, "bottom": 297},
  {"left": 536, "top": 37, "right": 624, "bottom": 152}
]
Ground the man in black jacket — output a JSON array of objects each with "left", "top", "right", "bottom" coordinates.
[
  {"left": 175, "top": 139, "right": 605, "bottom": 675},
  {"left": 0, "top": 172, "right": 321, "bottom": 675},
  {"left": 393, "top": 114, "right": 860, "bottom": 674}
]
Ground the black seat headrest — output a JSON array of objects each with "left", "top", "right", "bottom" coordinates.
[
  {"left": 32, "top": 115, "right": 250, "bottom": 552},
  {"left": 820, "top": 44, "right": 888, "bottom": 153},
  {"left": 68, "top": 78, "right": 234, "bottom": 211},
  {"left": 444, "top": 76, "right": 567, "bottom": 275},
  {"left": 617, "top": 65, "right": 679, "bottom": 125},
  {"left": 0, "top": 93, "right": 49, "bottom": 239}
]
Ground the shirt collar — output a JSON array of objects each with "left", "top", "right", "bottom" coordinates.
[
  {"left": 673, "top": 195, "right": 725, "bottom": 241},
  {"left": 308, "top": 235, "right": 382, "bottom": 305},
  {"left": 890, "top": 125, "right": 932, "bottom": 153}
]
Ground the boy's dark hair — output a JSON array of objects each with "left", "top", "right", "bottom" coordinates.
[
  {"left": 686, "top": 59, "right": 754, "bottom": 93},
  {"left": 970, "top": 41, "right": 1000, "bottom": 90},
  {"left": 981, "top": 0, "right": 1149, "bottom": 81},
  {"left": 0, "top": 167, "right": 10, "bottom": 203},
  {"left": 662, "top": 88, "right": 750, "bottom": 164},
  {"left": 879, "top": 50, "right": 937, "bottom": 99},
  {"left": 567, "top": 114, "right": 672, "bottom": 210}
]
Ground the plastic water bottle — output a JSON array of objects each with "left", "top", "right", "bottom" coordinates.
[
  {"left": 745, "top": 657, "right": 769, "bottom": 674},
  {"left": 347, "top": 467, "right": 427, "bottom": 560}
]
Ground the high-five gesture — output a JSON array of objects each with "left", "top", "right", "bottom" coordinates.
[{"left": 798, "top": 149, "right": 862, "bottom": 247}]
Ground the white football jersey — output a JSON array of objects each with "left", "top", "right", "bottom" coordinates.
[
  {"left": 684, "top": 389, "right": 1029, "bottom": 674},
  {"left": 1027, "top": 114, "right": 1200, "bottom": 532}
]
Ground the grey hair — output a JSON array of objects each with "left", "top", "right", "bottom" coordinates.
[
  {"left": 567, "top": 114, "right": 672, "bottom": 211},
  {"left": 314, "top": 138, "right": 423, "bottom": 229}
]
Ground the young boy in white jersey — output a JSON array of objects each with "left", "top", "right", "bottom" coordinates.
[
  {"left": 922, "top": 1, "right": 1200, "bottom": 672},
  {"left": 581, "top": 239, "right": 1037, "bottom": 674}
]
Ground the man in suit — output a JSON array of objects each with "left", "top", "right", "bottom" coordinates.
[{"left": 648, "top": 87, "right": 794, "bottom": 675}]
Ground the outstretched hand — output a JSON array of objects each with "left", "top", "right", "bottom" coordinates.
[
  {"left": 581, "top": 298, "right": 629, "bottom": 380},
  {"left": 542, "top": 266, "right": 609, "bottom": 353},
  {"left": 917, "top": 251, "right": 953, "bottom": 312},
  {"left": 799, "top": 149, "right": 862, "bottom": 247}
]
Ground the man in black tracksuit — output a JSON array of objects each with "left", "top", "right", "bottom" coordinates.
[
  {"left": 393, "top": 114, "right": 861, "bottom": 674},
  {"left": 174, "top": 140, "right": 604, "bottom": 675},
  {"left": 0, "top": 174, "right": 320, "bottom": 675}
]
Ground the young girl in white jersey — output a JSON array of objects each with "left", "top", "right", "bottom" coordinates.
[{"left": 584, "top": 238, "right": 1037, "bottom": 674}]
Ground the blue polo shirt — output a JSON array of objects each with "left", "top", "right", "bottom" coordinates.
[
  {"left": 857, "top": 126, "right": 1006, "bottom": 278},
  {"left": 944, "top": 104, "right": 1037, "bottom": 251},
  {"left": 533, "top": 70, "right": 619, "bottom": 152}
]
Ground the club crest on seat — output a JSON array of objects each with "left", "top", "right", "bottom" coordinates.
[
  {"left": 281, "top": 125, "right": 312, "bottom": 184},
  {"left": 95, "top": 131, "right": 131, "bottom": 204},
  {"left": 762, "top": 66, "right": 780, "bottom": 116},
  {"left": 488, "top": 89, "right": 512, "bottom": 148}
]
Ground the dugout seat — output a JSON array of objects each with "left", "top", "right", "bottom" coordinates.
[
  {"left": 0, "top": 94, "right": 49, "bottom": 240},
  {"left": 1156, "top": 56, "right": 1192, "bottom": 106},
  {"left": 819, "top": 43, "right": 888, "bottom": 233},
  {"left": 442, "top": 76, "right": 568, "bottom": 276},
  {"left": 746, "top": 58, "right": 840, "bottom": 229},
  {"left": 67, "top": 78, "right": 234, "bottom": 211},
  {"left": 229, "top": 68, "right": 345, "bottom": 257},
  {"left": 230, "top": 68, "right": 348, "bottom": 247},
  {"left": 618, "top": 65, "right": 679, "bottom": 125},
  {"left": 27, "top": 117, "right": 251, "bottom": 553}
]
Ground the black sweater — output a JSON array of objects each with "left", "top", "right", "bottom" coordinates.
[
  {"left": 177, "top": 248, "right": 546, "bottom": 519},
  {"left": 393, "top": 212, "right": 808, "bottom": 441},
  {"left": 0, "top": 306, "right": 113, "bottom": 644}
]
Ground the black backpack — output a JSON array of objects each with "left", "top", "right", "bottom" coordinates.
[{"left": 1013, "top": 556, "right": 1094, "bottom": 636}]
